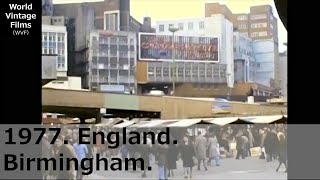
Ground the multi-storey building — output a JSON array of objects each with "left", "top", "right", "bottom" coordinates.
[
  {"left": 156, "top": 15, "right": 234, "bottom": 87},
  {"left": 86, "top": 30, "right": 137, "bottom": 93},
  {"left": 52, "top": 0, "right": 154, "bottom": 91},
  {"left": 279, "top": 51, "right": 287, "bottom": 97},
  {"left": 233, "top": 30, "right": 256, "bottom": 83},
  {"left": 134, "top": 15, "right": 233, "bottom": 97},
  {"left": 205, "top": 3, "right": 280, "bottom": 88},
  {"left": 205, "top": 3, "right": 278, "bottom": 41},
  {"left": 42, "top": 15, "right": 82, "bottom": 90},
  {"left": 42, "top": 24, "right": 68, "bottom": 78}
]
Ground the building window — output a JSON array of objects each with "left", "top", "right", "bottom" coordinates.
[
  {"left": 169, "top": 24, "right": 174, "bottom": 29},
  {"left": 238, "top": 24, "right": 247, "bottom": 29},
  {"left": 250, "top": 14, "right": 267, "bottom": 20},
  {"left": 240, "top": 32, "right": 249, "bottom": 37},
  {"left": 237, "top": 15, "right": 248, "bottom": 20},
  {"left": 199, "top": 65, "right": 205, "bottom": 78},
  {"left": 188, "top": 22, "right": 193, "bottom": 30},
  {"left": 104, "top": 12, "right": 119, "bottom": 31},
  {"left": 260, "top": 31, "right": 268, "bottom": 36},
  {"left": 178, "top": 67, "right": 184, "bottom": 77},
  {"left": 192, "top": 65, "right": 198, "bottom": 78},
  {"left": 199, "top": 21, "right": 205, "bottom": 29},
  {"left": 163, "top": 67, "right": 169, "bottom": 77},
  {"left": 148, "top": 67, "right": 154, "bottom": 75},
  {"left": 185, "top": 67, "right": 191, "bottom": 77},
  {"left": 178, "top": 23, "right": 184, "bottom": 30},
  {"left": 251, "top": 32, "right": 259, "bottom": 37},
  {"left": 156, "top": 67, "right": 162, "bottom": 77},
  {"left": 159, "top": 24, "right": 164, "bottom": 32},
  {"left": 206, "top": 67, "right": 212, "bottom": 78}
]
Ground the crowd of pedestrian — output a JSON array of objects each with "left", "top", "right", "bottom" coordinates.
[{"left": 41, "top": 124, "right": 287, "bottom": 180}]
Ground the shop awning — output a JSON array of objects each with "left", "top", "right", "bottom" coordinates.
[
  {"left": 167, "top": 119, "right": 204, "bottom": 127},
  {"left": 96, "top": 118, "right": 124, "bottom": 127},
  {"left": 206, "top": 117, "right": 240, "bottom": 126},
  {"left": 127, "top": 121, "right": 150, "bottom": 128},
  {"left": 113, "top": 121, "right": 136, "bottom": 128},
  {"left": 138, "top": 120, "right": 177, "bottom": 128},
  {"left": 239, "top": 115, "right": 284, "bottom": 124}
]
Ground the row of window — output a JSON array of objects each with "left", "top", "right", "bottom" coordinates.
[
  {"left": 250, "top": 14, "right": 267, "bottom": 20},
  {"left": 238, "top": 14, "right": 274, "bottom": 21},
  {"left": 148, "top": 66, "right": 226, "bottom": 78},
  {"left": 251, "top": 23, "right": 267, "bottom": 29},
  {"left": 237, "top": 15, "right": 248, "bottom": 21},
  {"left": 91, "top": 71, "right": 134, "bottom": 78},
  {"left": 238, "top": 24, "right": 247, "bottom": 29},
  {"left": 98, "top": 36, "right": 134, "bottom": 45},
  {"left": 251, "top": 31, "right": 268, "bottom": 37},
  {"left": 42, "top": 48, "right": 65, "bottom": 55},
  {"left": 42, "top": 32, "right": 65, "bottom": 42},
  {"left": 159, "top": 21, "right": 205, "bottom": 32},
  {"left": 238, "top": 22, "right": 268, "bottom": 30}
]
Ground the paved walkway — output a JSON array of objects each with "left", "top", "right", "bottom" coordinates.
[{"left": 84, "top": 157, "right": 287, "bottom": 179}]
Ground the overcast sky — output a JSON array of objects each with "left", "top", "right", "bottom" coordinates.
[{"left": 53, "top": 0, "right": 287, "bottom": 52}]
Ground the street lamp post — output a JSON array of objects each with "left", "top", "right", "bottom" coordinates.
[{"left": 169, "top": 27, "right": 179, "bottom": 96}]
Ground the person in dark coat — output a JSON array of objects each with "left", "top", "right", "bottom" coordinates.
[
  {"left": 276, "top": 134, "right": 287, "bottom": 172},
  {"left": 235, "top": 130, "right": 245, "bottom": 159},
  {"left": 139, "top": 142, "right": 151, "bottom": 178},
  {"left": 167, "top": 143, "right": 179, "bottom": 177},
  {"left": 264, "top": 129, "right": 278, "bottom": 162},
  {"left": 180, "top": 136, "right": 195, "bottom": 179}
]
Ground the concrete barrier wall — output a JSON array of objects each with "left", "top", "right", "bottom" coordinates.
[
  {"left": 160, "top": 97, "right": 213, "bottom": 119},
  {"left": 230, "top": 103, "right": 287, "bottom": 116},
  {"left": 42, "top": 89, "right": 287, "bottom": 119},
  {"left": 42, "top": 89, "right": 104, "bottom": 108},
  {"left": 104, "top": 94, "right": 139, "bottom": 110},
  {"left": 139, "top": 96, "right": 163, "bottom": 112}
]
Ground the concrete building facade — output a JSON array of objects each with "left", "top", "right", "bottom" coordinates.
[
  {"left": 205, "top": 3, "right": 278, "bottom": 41},
  {"left": 52, "top": 0, "right": 154, "bottom": 90},
  {"left": 154, "top": 15, "right": 234, "bottom": 88},
  {"left": 205, "top": 3, "right": 280, "bottom": 88},
  {"left": 42, "top": 25, "right": 68, "bottom": 78},
  {"left": 279, "top": 51, "right": 287, "bottom": 97},
  {"left": 86, "top": 30, "right": 137, "bottom": 93},
  {"left": 233, "top": 30, "right": 256, "bottom": 83}
]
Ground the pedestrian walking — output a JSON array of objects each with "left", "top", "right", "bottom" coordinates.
[
  {"left": 235, "top": 130, "right": 245, "bottom": 160},
  {"left": 73, "top": 138, "right": 88, "bottom": 180},
  {"left": 180, "top": 136, "right": 195, "bottom": 178},
  {"left": 276, "top": 134, "right": 287, "bottom": 172},
  {"left": 194, "top": 131, "right": 208, "bottom": 171},
  {"left": 52, "top": 135, "right": 78, "bottom": 180},
  {"left": 167, "top": 143, "right": 179, "bottom": 177},
  {"left": 264, "top": 128, "right": 278, "bottom": 162},
  {"left": 208, "top": 133, "right": 220, "bottom": 166}
]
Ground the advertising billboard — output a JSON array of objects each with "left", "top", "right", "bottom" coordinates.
[{"left": 139, "top": 33, "right": 219, "bottom": 62}]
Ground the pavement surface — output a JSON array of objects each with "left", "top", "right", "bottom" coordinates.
[{"left": 84, "top": 156, "right": 287, "bottom": 179}]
